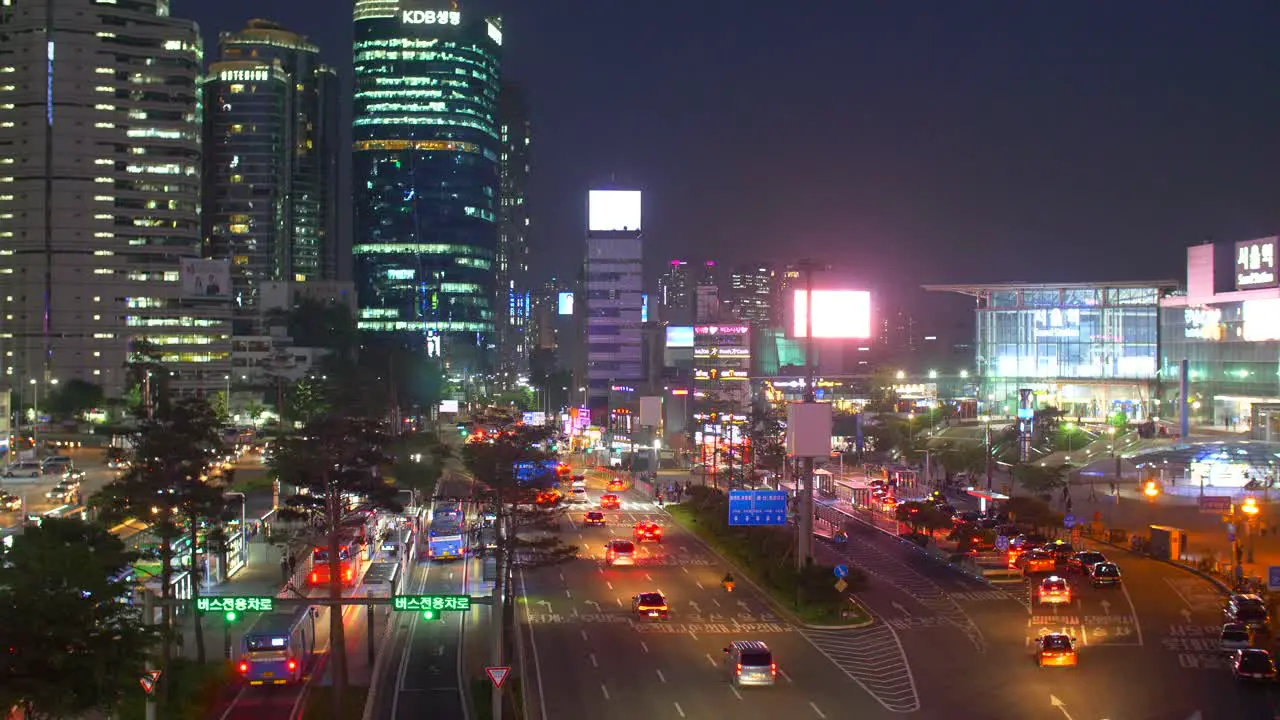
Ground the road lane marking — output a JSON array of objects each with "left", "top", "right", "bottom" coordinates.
[
  {"left": 581, "top": 629, "right": 588, "bottom": 641},
  {"left": 646, "top": 573, "right": 653, "bottom": 581},
  {"left": 640, "top": 641, "right": 649, "bottom": 653},
  {"left": 601, "top": 684, "right": 610, "bottom": 700},
  {"left": 689, "top": 631, "right": 699, "bottom": 640},
  {"left": 656, "top": 669, "right": 666, "bottom": 683},
  {"left": 1164, "top": 576, "right": 1194, "bottom": 609},
  {"left": 616, "top": 598, "right": 623, "bottom": 608},
  {"left": 730, "top": 685, "right": 742, "bottom": 700},
  {"left": 706, "top": 653, "right": 717, "bottom": 667},
  {"left": 518, "top": 568, "right": 551, "bottom": 720},
  {"left": 566, "top": 589, "right": 572, "bottom": 598},
  {"left": 779, "top": 668, "right": 793, "bottom": 683},
  {"left": 1079, "top": 626, "right": 1088, "bottom": 646},
  {"left": 683, "top": 567, "right": 689, "bottom": 574},
  {"left": 559, "top": 571, "right": 565, "bottom": 581},
  {"left": 712, "top": 598, "right": 721, "bottom": 607},
  {"left": 810, "top": 702, "right": 827, "bottom": 718},
  {"left": 1120, "top": 581, "right": 1145, "bottom": 646},
  {"left": 606, "top": 581, "right": 613, "bottom": 591},
  {"left": 674, "top": 702, "right": 686, "bottom": 718},
  {"left": 696, "top": 581, "right": 704, "bottom": 590},
  {"left": 590, "top": 653, "right": 598, "bottom": 668}
]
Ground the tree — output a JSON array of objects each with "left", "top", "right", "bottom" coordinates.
[
  {"left": 1014, "top": 463, "right": 1071, "bottom": 499},
  {"left": 43, "top": 379, "right": 105, "bottom": 421},
  {"left": 283, "top": 376, "right": 330, "bottom": 426},
  {"left": 748, "top": 399, "right": 786, "bottom": 473},
  {"left": 91, "top": 396, "right": 226, "bottom": 702},
  {"left": 1003, "top": 495, "right": 1063, "bottom": 535},
  {"left": 0, "top": 517, "right": 157, "bottom": 719},
  {"left": 123, "top": 338, "right": 170, "bottom": 417},
  {"left": 271, "top": 414, "right": 400, "bottom": 714},
  {"left": 937, "top": 441, "right": 988, "bottom": 479}
]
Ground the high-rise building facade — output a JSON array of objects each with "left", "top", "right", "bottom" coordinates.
[
  {"left": 729, "top": 264, "right": 776, "bottom": 327},
  {"left": 352, "top": 1, "right": 502, "bottom": 372},
  {"left": 584, "top": 189, "right": 643, "bottom": 415},
  {"left": 0, "top": 0, "right": 230, "bottom": 397},
  {"left": 495, "top": 81, "right": 530, "bottom": 385},
  {"left": 658, "top": 260, "right": 692, "bottom": 324},
  {"left": 203, "top": 21, "right": 340, "bottom": 334}
]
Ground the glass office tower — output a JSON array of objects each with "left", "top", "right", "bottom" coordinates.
[{"left": 352, "top": 2, "right": 502, "bottom": 371}]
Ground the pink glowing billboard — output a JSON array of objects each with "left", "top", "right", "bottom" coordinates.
[{"left": 792, "top": 290, "right": 872, "bottom": 339}]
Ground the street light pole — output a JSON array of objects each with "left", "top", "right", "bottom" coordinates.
[{"left": 795, "top": 259, "right": 826, "bottom": 570}]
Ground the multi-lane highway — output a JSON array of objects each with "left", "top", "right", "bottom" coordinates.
[{"left": 517, "top": 476, "right": 923, "bottom": 720}]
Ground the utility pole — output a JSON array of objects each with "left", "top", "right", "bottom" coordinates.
[{"left": 795, "top": 259, "right": 828, "bottom": 569}]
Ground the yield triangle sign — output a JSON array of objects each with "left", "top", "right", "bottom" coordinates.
[
  {"left": 485, "top": 666, "right": 511, "bottom": 689},
  {"left": 139, "top": 670, "right": 161, "bottom": 695}
]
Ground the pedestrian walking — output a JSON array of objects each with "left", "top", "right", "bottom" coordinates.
[{"left": 279, "top": 554, "right": 289, "bottom": 583}]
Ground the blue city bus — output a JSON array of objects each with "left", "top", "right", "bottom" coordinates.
[
  {"left": 237, "top": 606, "right": 315, "bottom": 686},
  {"left": 427, "top": 500, "right": 466, "bottom": 561}
]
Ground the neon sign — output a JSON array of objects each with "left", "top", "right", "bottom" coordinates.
[{"left": 402, "top": 9, "right": 461, "bottom": 25}]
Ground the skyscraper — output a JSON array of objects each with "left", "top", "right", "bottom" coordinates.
[
  {"left": 352, "top": 1, "right": 502, "bottom": 372},
  {"left": 203, "top": 20, "right": 340, "bottom": 334},
  {"left": 657, "top": 260, "right": 692, "bottom": 324},
  {"left": 0, "top": 0, "right": 230, "bottom": 397},
  {"left": 584, "top": 189, "right": 643, "bottom": 416},
  {"left": 495, "top": 81, "right": 530, "bottom": 386},
  {"left": 729, "top": 264, "right": 777, "bottom": 328}
]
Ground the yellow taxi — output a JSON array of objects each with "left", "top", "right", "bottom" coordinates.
[
  {"left": 1035, "top": 633, "right": 1078, "bottom": 668},
  {"left": 1020, "top": 550, "right": 1057, "bottom": 575},
  {"left": 1037, "top": 576, "right": 1072, "bottom": 605}
]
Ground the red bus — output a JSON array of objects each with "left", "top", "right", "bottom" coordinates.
[{"left": 309, "top": 540, "right": 362, "bottom": 587}]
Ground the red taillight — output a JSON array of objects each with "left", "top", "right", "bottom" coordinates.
[
  {"left": 771, "top": 663, "right": 777, "bottom": 676},
  {"left": 343, "top": 568, "right": 352, "bottom": 582},
  {"left": 238, "top": 661, "right": 249, "bottom": 674},
  {"left": 309, "top": 571, "right": 318, "bottom": 584},
  {"left": 735, "top": 663, "right": 742, "bottom": 676},
  {"left": 287, "top": 658, "right": 298, "bottom": 672}
]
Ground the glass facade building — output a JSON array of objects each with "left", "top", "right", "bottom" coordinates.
[
  {"left": 351, "top": 2, "right": 502, "bottom": 370},
  {"left": 930, "top": 283, "right": 1175, "bottom": 419}
]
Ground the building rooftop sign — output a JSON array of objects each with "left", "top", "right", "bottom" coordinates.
[{"left": 1236, "top": 237, "right": 1278, "bottom": 291}]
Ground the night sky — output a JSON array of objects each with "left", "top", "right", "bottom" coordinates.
[{"left": 185, "top": 0, "right": 1280, "bottom": 318}]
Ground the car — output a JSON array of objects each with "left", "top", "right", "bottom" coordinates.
[
  {"left": 0, "top": 492, "right": 20, "bottom": 512},
  {"left": 2, "top": 462, "right": 41, "bottom": 479},
  {"left": 1220, "top": 623, "right": 1254, "bottom": 653},
  {"left": 535, "top": 490, "right": 560, "bottom": 507},
  {"left": 1088, "top": 561, "right": 1122, "bottom": 587},
  {"left": 62, "top": 468, "right": 87, "bottom": 482},
  {"left": 1233, "top": 649, "right": 1278, "bottom": 681},
  {"left": 46, "top": 482, "right": 77, "bottom": 502},
  {"left": 634, "top": 521, "right": 663, "bottom": 543},
  {"left": 632, "top": 591, "right": 669, "bottom": 621},
  {"left": 1035, "top": 633, "right": 1077, "bottom": 667},
  {"left": 1043, "top": 541, "right": 1075, "bottom": 564},
  {"left": 583, "top": 511, "right": 606, "bottom": 527},
  {"left": 606, "top": 478, "right": 627, "bottom": 492},
  {"left": 1036, "top": 576, "right": 1071, "bottom": 605},
  {"left": 1067, "top": 550, "right": 1108, "bottom": 574},
  {"left": 1020, "top": 550, "right": 1057, "bottom": 574},
  {"left": 724, "top": 640, "right": 777, "bottom": 687},
  {"left": 1225, "top": 594, "right": 1271, "bottom": 630},
  {"left": 600, "top": 494, "right": 621, "bottom": 510},
  {"left": 603, "top": 539, "right": 636, "bottom": 567}
]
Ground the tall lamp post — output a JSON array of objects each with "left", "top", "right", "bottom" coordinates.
[
  {"left": 1108, "top": 425, "right": 1119, "bottom": 488},
  {"left": 28, "top": 377, "right": 58, "bottom": 453},
  {"left": 981, "top": 414, "right": 992, "bottom": 490}
]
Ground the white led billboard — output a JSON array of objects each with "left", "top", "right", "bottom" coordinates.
[
  {"left": 666, "top": 326, "right": 694, "bottom": 348},
  {"left": 558, "top": 291, "right": 574, "bottom": 316},
  {"left": 793, "top": 290, "right": 872, "bottom": 339},
  {"left": 588, "top": 190, "right": 642, "bottom": 232},
  {"left": 1243, "top": 298, "right": 1280, "bottom": 341}
]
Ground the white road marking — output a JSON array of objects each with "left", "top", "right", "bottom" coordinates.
[
  {"left": 730, "top": 685, "right": 743, "bottom": 700},
  {"left": 559, "top": 571, "right": 565, "bottom": 581},
  {"left": 590, "top": 653, "right": 598, "bottom": 668},
  {"left": 616, "top": 598, "right": 623, "bottom": 608},
  {"left": 1164, "top": 576, "right": 1194, "bottom": 609},
  {"left": 640, "top": 641, "right": 649, "bottom": 654},
  {"left": 601, "top": 684, "right": 610, "bottom": 700},
  {"left": 779, "top": 668, "right": 793, "bottom": 683},
  {"left": 706, "top": 653, "right": 718, "bottom": 667},
  {"left": 606, "top": 581, "right": 614, "bottom": 591},
  {"left": 656, "top": 669, "right": 666, "bottom": 683},
  {"left": 1120, "top": 581, "right": 1145, "bottom": 647},
  {"left": 689, "top": 631, "right": 699, "bottom": 641},
  {"left": 674, "top": 702, "right": 686, "bottom": 718},
  {"left": 682, "top": 567, "right": 689, "bottom": 574},
  {"left": 646, "top": 573, "right": 653, "bottom": 582},
  {"left": 566, "top": 589, "right": 573, "bottom": 598},
  {"left": 696, "top": 581, "right": 704, "bottom": 590},
  {"left": 581, "top": 629, "right": 588, "bottom": 641},
  {"left": 810, "top": 702, "right": 827, "bottom": 718},
  {"left": 712, "top": 598, "right": 721, "bottom": 607},
  {"left": 1079, "top": 626, "right": 1089, "bottom": 646}
]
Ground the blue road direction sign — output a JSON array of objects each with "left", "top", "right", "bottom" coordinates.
[
  {"left": 728, "top": 490, "right": 788, "bottom": 526},
  {"left": 834, "top": 564, "right": 849, "bottom": 579},
  {"left": 1269, "top": 567, "right": 1280, "bottom": 592},
  {"left": 1063, "top": 514, "right": 1077, "bottom": 529},
  {"left": 995, "top": 535, "right": 1010, "bottom": 551}
]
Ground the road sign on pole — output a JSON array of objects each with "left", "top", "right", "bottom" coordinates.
[
  {"left": 1063, "top": 514, "right": 1076, "bottom": 529},
  {"left": 139, "top": 670, "right": 161, "bottom": 695},
  {"left": 834, "top": 578, "right": 849, "bottom": 593},
  {"left": 486, "top": 666, "right": 511, "bottom": 689},
  {"left": 728, "top": 490, "right": 788, "bottom": 526},
  {"left": 833, "top": 564, "right": 849, "bottom": 579},
  {"left": 1268, "top": 567, "right": 1280, "bottom": 591}
]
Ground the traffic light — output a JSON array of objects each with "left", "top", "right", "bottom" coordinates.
[
  {"left": 225, "top": 610, "right": 238, "bottom": 623},
  {"left": 422, "top": 609, "right": 437, "bottom": 621}
]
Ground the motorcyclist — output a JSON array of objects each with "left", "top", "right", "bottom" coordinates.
[{"left": 722, "top": 572, "right": 735, "bottom": 591}]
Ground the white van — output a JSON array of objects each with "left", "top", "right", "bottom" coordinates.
[{"left": 3, "top": 462, "right": 43, "bottom": 481}]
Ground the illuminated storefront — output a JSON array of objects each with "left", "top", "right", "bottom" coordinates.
[
  {"left": 693, "top": 324, "right": 750, "bottom": 456},
  {"left": 1161, "top": 238, "right": 1280, "bottom": 428},
  {"left": 927, "top": 282, "right": 1177, "bottom": 420}
]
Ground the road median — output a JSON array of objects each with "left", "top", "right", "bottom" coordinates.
[{"left": 665, "top": 487, "right": 872, "bottom": 628}]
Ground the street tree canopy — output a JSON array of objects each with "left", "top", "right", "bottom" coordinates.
[{"left": 0, "top": 517, "right": 157, "bottom": 719}]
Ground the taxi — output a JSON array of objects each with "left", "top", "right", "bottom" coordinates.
[
  {"left": 1036, "top": 576, "right": 1072, "bottom": 605},
  {"left": 634, "top": 521, "right": 663, "bottom": 543},
  {"left": 600, "top": 494, "right": 621, "bottom": 510},
  {"left": 1034, "top": 633, "right": 1078, "bottom": 668},
  {"left": 607, "top": 478, "right": 627, "bottom": 492},
  {"left": 584, "top": 511, "right": 606, "bottom": 527},
  {"left": 1020, "top": 550, "right": 1057, "bottom": 575}
]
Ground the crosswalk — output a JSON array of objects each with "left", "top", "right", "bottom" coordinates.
[
  {"left": 837, "top": 526, "right": 989, "bottom": 652},
  {"left": 801, "top": 624, "right": 921, "bottom": 713}
]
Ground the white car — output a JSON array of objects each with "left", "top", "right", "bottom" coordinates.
[{"left": 1220, "top": 623, "right": 1253, "bottom": 652}]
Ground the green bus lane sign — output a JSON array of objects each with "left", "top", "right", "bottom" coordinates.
[
  {"left": 393, "top": 594, "right": 471, "bottom": 620},
  {"left": 195, "top": 596, "right": 275, "bottom": 619}
]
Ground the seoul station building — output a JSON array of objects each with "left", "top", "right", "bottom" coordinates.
[
  {"left": 926, "top": 281, "right": 1178, "bottom": 420},
  {"left": 1159, "top": 239, "right": 1280, "bottom": 430},
  {"left": 351, "top": 1, "right": 502, "bottom": 370}
]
